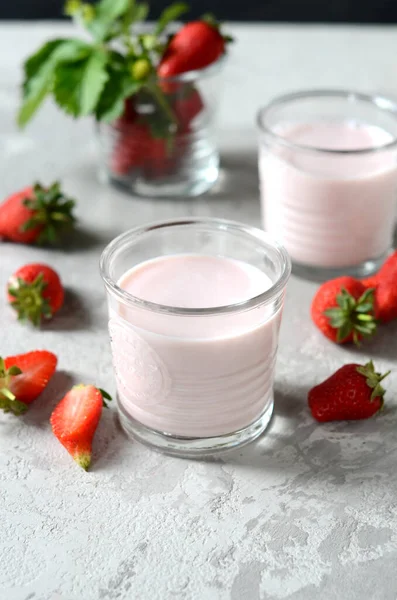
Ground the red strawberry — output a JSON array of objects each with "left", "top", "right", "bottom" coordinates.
[
  {"left": 0, "top": 350, "right": 57, "bottom": 415},
  {"left": 50, "top": 385, "right": 111, "bottom": 470},
  {"left": 143, "top": 136, "right": 181, "bottom": 178},
  {"left": 110, "top": 123, "right": 149, "bottom": 176},
  {"left": 172, "top": 87, "right": 204, "bottom": 131},
  {"left": 378, "top": 250, "right": 397, "bottom": 280},
  {"left": 0, "top": 182, "right": 76, "bottom": 245},
  {"left": 115, "top": 97, "right": 138, "bottom": 126},
  {"left": 373, "top": 276, "right": 397, "bottom": 323},
  {"left": 361, "top": 275, "right": 379, "bottom": 288},
  {"left": 311, "top": 276, "right": 378, "bottom": 344},
  {"left": 157, "top": 20, "right": 228, "bottom": 80},
  {"left": 308, "top": 361, "right": 390, "bottom": 422},
  {"left": 361, "top": 252, "right": 397, "bottom": 324},
  {"left": 8, "top": 263, "right": 64, "bottom": 326}
]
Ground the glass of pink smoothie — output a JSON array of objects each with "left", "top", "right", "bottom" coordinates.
[
  {"left": 100, "top": 218, "right": 291, "bottom": 456},
  {"left": 258, "top": 90, "right": 397, "bottom": 280}
]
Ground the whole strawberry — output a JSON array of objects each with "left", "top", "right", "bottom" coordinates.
[
  {"left": 308, "top": 361, "right": 390, "bottom": 422},
  {"left": 0, "top": 350, "right": 57, "bottom": 415},
  {"left": 0, "top": 182, "right": 76, "bottom": 245},
  {"left": 8, "top": 264, "right": 64, "bottom": 326},
  {"left": 157, "top": 18, "right": 231, "bottom": 79},
  {"left": 311, "top": 276, "right": 378, "bottom": 344},
  {"left": 50, "top": 384, "right": 111, "bottom": 470},
  {"left": 361, "top": 251, "right": 397, "bottom": 324},
  {"left": 378, "top": 250, "right": 397, "bottom": 280},
  {"left": 172, "top": 87, "right": 204, "bottom": 131},
  {"left": 373, "top": 276, "right": 397, "bottom": 323}
]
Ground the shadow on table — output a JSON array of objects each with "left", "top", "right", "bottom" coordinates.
[
  {"left": 218, "top": 381, "right": 396, "bottom": 482},
  {"left": 345, "top": 319, "right": 397, "bottom": 361},
  {"left": 60, "top": 224, "right": 113, "bottom": 253},
  {"left": 210, "top": 148, "right": 259, "bottom": 202},
  {"left": 21, "top": 370, "right": 75, "bottom": 427},
  {"left": 43, "top": 288, "right": 92, "bottom": 332}
]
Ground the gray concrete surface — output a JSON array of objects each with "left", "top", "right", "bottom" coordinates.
[{"left": 1, "top": 23, "right": 397, "bottom": 600}]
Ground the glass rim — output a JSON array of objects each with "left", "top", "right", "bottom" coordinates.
[
  {"left": 257, "top": 89, "right": 397, "bottom": 155},
  {"left": 158, "top": 53, "right": 227, "bottom": 84},
  {"left": 99, "top": 217, "right": 291, "bottom": 316}
]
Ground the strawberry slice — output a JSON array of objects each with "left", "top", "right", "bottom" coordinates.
[
  {"left": 50, "top": 385, "right": 111, "bottom": 470},
  {"left": 0, "top": 350, "right": 58, "bottom": 415}
]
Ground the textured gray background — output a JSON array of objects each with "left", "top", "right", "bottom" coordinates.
[{"left": 1, "top": 23, "right": 397, "bottom": 600}]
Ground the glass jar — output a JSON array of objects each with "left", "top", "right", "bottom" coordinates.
[
  {"left": 100, "top": 218, "right": 291, "bottom": 457},
  {"left": 97, "top": 58, "right": 225, "bottom": 198},
  {"left": 258, "top": 90, "right": 397, "bottom": 281}
]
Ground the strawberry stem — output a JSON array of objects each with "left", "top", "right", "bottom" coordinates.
[
  {"left": 356, "top": 361, "right": 391, "bottom": 402},
  {"left": 324, "top": 287, "right": 378, "bottom": 344},
  {"left": 21, "top": 181, "right": 76, "bottom": 245},
  {"left": 0, "top": 358, "right": 27, "bottom": 415},
  {"left": 8, "top": 273, "right": 52, "bottom": 327},
  {"left": 98, "top": 388, "right": 112, "bottom": 408}
]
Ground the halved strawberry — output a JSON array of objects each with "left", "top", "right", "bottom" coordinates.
[
  {"left": 0, "top": 350, "right": 58, "bottom": 415},
  {"left": 50, "top": 385, "right": 111, "bottom": 470}
]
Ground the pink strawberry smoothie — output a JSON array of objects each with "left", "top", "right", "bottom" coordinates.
[
  {"left": 259, "top": 121, "right": 397, "bottom": 268},
  {"left": 109, "top": 254, "right": 282, "bottom": 438}
]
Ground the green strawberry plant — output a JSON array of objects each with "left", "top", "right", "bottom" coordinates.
[{"left": 18, "top": 0, "right": 188, "bottom": 132}]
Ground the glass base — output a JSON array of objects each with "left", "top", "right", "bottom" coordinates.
[
  {"left": 117, "top": 396, "right": 274, "bottom": 458},
  {"left": 292, "top": 252, "right": 388, "bottom": 282},
  {"left": 100, "top": 160, "right": 219, "bottom": 199}
]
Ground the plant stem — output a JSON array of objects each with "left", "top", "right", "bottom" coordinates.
[{"left": 146, "top": 81, "right": 177, "bottom": 127}]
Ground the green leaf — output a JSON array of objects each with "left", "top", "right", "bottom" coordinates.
[
  {"left": 7, "top": 366, "right": 22, "bottom": 376},
  {"left": 97, "top": 0, "right": 131, "bottom": 23},
  {"left": 87, "top": 0, "right": 131, "bottom": 41},
  {"left": 95, "top": 57, "right": 142, "bottom": 123},
  {"left": 99, "top": 387, "right": 112, "bottom": 408},
  {"left": 54, "top": 49, "right": 109, "bottom": 117},
  {"left": 156, "top": 2, "right": 188, "bottom": 35},
  {"left": 80, "top": 50, "right": 109, "bottom": 115},
  {"left": 18, "top": 39, "right": 91, "bottom": 127},
  {"left": 99, "top": 388, "right": 112, "bottom": 400},
  {"left": 95, "top": 73, "right": 126, "bottom": 122},
  {"left": 132, "top": 2, "right": 149, "bottom": 23},
  {"left": 53, "top": 61, "right": 86, "bottom": 116},
  {"left": 121, "top": 1, "right": 149, "bottom": 37},
  {"left": 23, "top": 39, "right": 66, "bottom": 92},
  {"left": 337, "top": 321, "right": 352, "bottom": 343}
]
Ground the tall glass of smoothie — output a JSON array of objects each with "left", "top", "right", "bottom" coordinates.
[
  {"left": 100, "top": 218, "right": 291, "bottom": 456},
  {"left": 257, "top": 90, "right": 397, "bottom": 280}
]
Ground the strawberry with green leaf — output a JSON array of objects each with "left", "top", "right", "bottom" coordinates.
[
  {"left": 18, "top": 0, "right": 188, "bottom": 129},
  {"left": 19, "top": 1, "right": 232, "bottom": 180},
  {"left": 309, "top": 361, "right": 390, "bottom": 422},
  {"left": 311, "top": 276, "right": 378, "bottom": 344},
  {"left": 158, "top": 15, "right": 231, "bottom": 79},
  {"left": 0, "top": 182, "right": 76, "bottom": 245},
  {"left": 8, "top": 264, "right": 65, "bottom": 326},
  {"left": 0, "top": 351, "right": 58, "bottom": 415}
]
